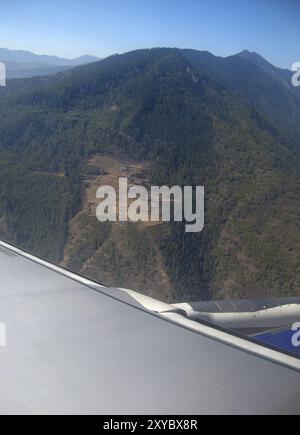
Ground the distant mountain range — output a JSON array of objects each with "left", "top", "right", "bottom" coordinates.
[
  {"left": 0, "top": 47, "right": 300, "bottom": 302},
  {"left": 0, "top": 48, "right": 100, "bottom": 79}
]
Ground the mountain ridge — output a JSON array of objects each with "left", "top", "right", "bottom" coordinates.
[
  {"left": 0, "top": 47, "right": 300, "bottom": 301},
  {"left": 0, "top": 47, "right": 101, "bottom": 79},
  {"left": 0, "top": 47, "right": 100, "bottom": 65}
]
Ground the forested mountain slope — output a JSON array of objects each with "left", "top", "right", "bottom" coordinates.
[
  {"left": 0, "top": 48, "right": 300, "bottom": 302},
  {"left": 182, "top": 49, "right": 300, "bottom": 146}
]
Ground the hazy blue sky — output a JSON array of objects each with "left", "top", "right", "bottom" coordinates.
[{"left": 1, "top": 0, "right": 299, "bottom": 68}]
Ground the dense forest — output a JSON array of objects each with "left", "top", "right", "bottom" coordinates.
[{"left": 0, "top": 48, "right": 300, "bottom": 302}]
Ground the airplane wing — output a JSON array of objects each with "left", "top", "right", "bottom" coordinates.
[{"left": 0, "top": 239, "right": 299, "bottom": 415}]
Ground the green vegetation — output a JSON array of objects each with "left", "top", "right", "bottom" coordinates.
[{"left": 0, "top": 48, "right": 300, "bottom": 301}]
